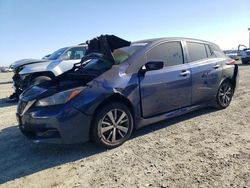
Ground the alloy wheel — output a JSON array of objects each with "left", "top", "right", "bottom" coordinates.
[
  {"left": 218, "top": 82, "right": 233, "bottom": 107},
  {"left": 99, "top": 109, "right": 129, "bottom": 143}
]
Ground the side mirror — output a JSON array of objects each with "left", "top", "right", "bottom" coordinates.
[{"left": 144, "top": 61, "right": 164, "bottom": 71}]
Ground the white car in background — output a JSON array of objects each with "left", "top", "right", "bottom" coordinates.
[{"left": 10, "top": 44, "right": 87, "bottom": 99}]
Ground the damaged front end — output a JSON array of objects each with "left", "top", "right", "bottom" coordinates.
[
  {"left": 17, "top": 35, "right": 132, "bottom": 144},
  {"left": 9, "top": 59, "right": 50, "bottom": 100},
  {"left": 25, "top": 34, "right": 131, "bottom": 98},
  {"left": 10, "top": 68, "right": 29, "bottom": 100}
]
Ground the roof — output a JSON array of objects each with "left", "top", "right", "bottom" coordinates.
[{"left": 134, "top": 37, "right": 218, "bottom": 46}]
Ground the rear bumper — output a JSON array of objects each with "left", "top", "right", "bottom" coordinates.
[{"left": 17, "top": 104, "right": 92, "bottom": 144}]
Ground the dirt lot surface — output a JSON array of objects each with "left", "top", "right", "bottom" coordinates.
[{"left": 0, "top": 64, "right": 249, "bottom": 188}]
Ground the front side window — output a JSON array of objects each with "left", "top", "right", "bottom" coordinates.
[
  {"left": 64, "top": 47, "right": 86, "bottom": 60},
  {"left": 187, "top": 42, "right": 207, "bottom": 62},
  {"left": 146, "top": 42, "right": 183, "bottom": 67}
]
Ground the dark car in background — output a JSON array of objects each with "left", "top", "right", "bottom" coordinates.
[
  {"left": 241, "top": 48, "right": 250, "bottom": 64},
  {"left": 17, "top": 35, "right": 238, "bottom": 148}
]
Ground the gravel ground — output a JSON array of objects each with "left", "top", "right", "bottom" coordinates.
[{"left": 0, "top": 64, "right": 249, "bottom": 188}]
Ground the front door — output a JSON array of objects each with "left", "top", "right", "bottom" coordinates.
[{"left": 139, "top": 41, "right": 192, "bottom": 118}]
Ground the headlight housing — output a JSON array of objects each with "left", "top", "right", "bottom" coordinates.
[{"left": 35, "top": 87, "right": 85, "bottom": 107}]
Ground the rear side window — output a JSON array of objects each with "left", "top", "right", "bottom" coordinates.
[
  {"left": 187, "top": 42, "right": 207, "bottom": 62},
  {"left": 146, "top": 42, "right": 183, "bottom": 67}
]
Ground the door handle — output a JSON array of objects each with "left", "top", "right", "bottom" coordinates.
[
  {"left": 179, "top": 70, "right": 190, "bottom": 77},
  {"left": 213, "top": 64, "right": 220, "bottom": 69}
]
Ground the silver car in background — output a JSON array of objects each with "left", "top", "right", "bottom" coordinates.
[{"left": 10, "top": 44, "right": 87, "bottom": 99}]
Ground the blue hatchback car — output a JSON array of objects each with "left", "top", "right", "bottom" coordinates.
[{"left": 17, "top": 35, "right": 239, "bottom": 148}]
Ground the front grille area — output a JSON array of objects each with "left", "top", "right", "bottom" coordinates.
[
  {"left": 246, "top": 52, "right": 250, "bottom": 56},
  {"left": 17, "top": 100, "right": 28, "bottom": 114}
]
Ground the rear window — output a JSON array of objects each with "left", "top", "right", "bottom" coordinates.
[{"left": 187, "top": 42, "right": 207, "bottom": 62}]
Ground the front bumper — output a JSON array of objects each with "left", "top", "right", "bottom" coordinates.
[{"left": 17, "top": 102, "right": 92, "bottom": 144}]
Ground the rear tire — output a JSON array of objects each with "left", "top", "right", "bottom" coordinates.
[
  {"left": 215, "top": 80, "right": 234, "bottom": 109},
  {"left": 90, "top": 102, "right": 133, "bottom": 149}
]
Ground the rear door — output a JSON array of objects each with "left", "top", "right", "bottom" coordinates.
[
  {"left": 185, "top": 42, "right": 222, "bottom": 104},
  {"left": 139, "top": 41, "right": 192, "bottom": 118}
]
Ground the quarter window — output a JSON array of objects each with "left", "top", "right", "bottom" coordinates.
[
  {"left": 146, "top": 42, "right": 183, "bottom": 67},
  {"left": 209, "top": 44, "right": 223, "bottom": 57},
  {"left": 187, "top": 42, "right": 207, "bottom": 62}
]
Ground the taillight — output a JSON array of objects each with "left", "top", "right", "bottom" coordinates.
[{"left": 226, "top": 59, "right": 236, "bottom": 65}]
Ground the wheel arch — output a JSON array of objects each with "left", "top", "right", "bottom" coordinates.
[
  {"left": 93, "top": 93, "right": 135, "bottom": 119},
  {"left": 89, "top": 93, "right": 135, "bottom": 135},
  {"left": 220, "top": 65, "right": 238, "bottom": 89}
]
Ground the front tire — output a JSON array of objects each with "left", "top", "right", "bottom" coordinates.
[
  {"left": 215, "top": 80, "right": 234, "bottom": 109},
  {"left": 90, "top": 102, "right": 133, "bottom": 149}
]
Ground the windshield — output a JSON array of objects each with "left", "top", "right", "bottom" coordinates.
[
  {"left": 47, "top": 47, "right": 68, "bottom": 60},
  {"left": 112, "top": 44, "right": 146, "bottom": 64}
]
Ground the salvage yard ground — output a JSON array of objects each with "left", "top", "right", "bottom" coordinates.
[{"left": 0, "top": 63, "right": 249, "bottom": 187}]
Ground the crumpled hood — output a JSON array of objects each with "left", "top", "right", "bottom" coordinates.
[
  {"left": 20, "top": 78, "right": 88, "bottom": 101},
  {"left": 21, "top": 35, "right": 131, "bottom": 102},
  {"left": 12, "top": 58, "right": 50, "bottom": 70}
]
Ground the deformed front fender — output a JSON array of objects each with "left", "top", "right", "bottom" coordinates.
[{"left": 70, "top": 74, "right": 141, "bottom": 119}]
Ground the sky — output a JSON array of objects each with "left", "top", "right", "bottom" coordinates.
[{"left": 0, "top": 0, "right": 250, "bottom": 66}]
